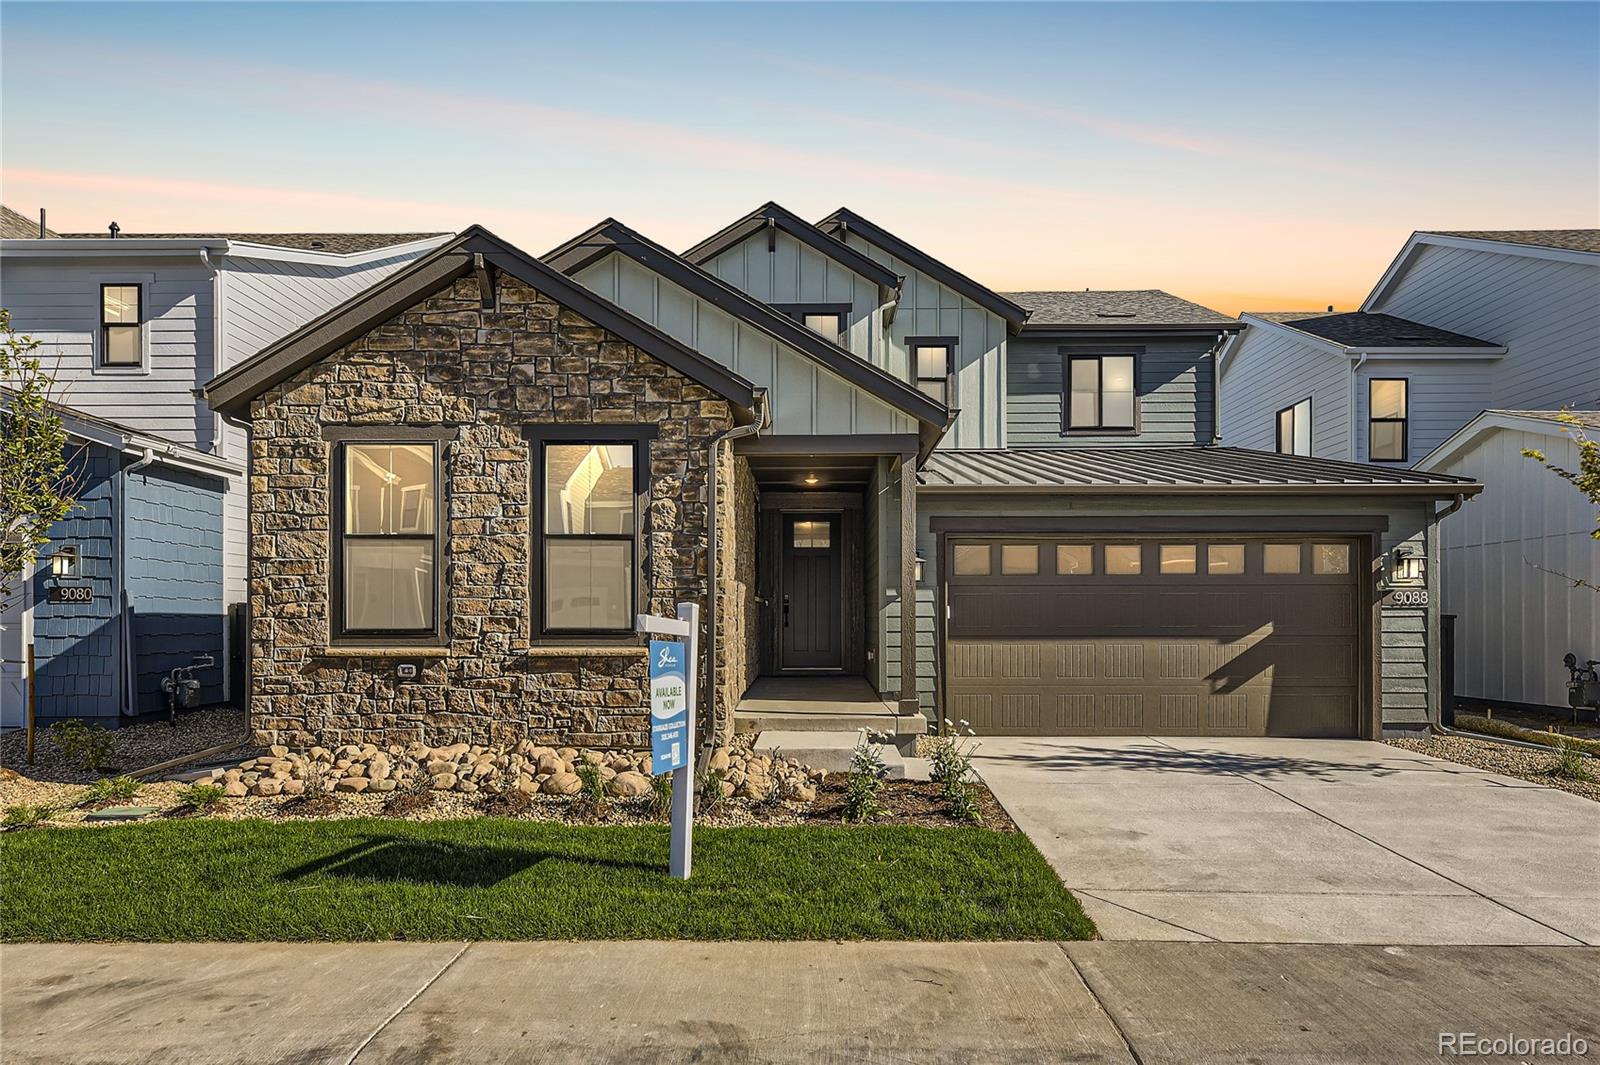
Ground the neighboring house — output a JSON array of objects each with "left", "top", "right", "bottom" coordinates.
[
  {"left": 208, "top": 210, "right": 1476, "bottom": 755},
  {"left": 0, "top": 210, "right": 447, "bottom": 728},
  {"left": 1218, "top": 229, "right": 1600, "bottom": 712}
]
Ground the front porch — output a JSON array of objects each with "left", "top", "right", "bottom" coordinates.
[{"left": 733, "top": 676, "right": 928, "bottom": 736}]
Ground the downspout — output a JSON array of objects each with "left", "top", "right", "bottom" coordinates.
[
  {"left": 702, "top": 390, "right": 768, "bottom": 753},
  {"left": 1348, "top": 352, "right": 1368, "bottom": 461},
  {"left": 120, "top": 447, "right": 157, "bottom": 717}
]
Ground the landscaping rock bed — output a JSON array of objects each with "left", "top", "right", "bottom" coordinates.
[
  {"left": 0, "top": 706, "right": 250, "bottom": 783},
  {"left": 1388, "top": 734, "right": 1600, "bottom": 803}
]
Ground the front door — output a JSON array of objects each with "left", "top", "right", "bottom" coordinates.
[{"left": 781, "top": 514, "right": 842, "bottom": 670}]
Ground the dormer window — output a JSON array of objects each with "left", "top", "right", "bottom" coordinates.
[
  {"left": 100, "top": 284, "right": 143, "bottom": 367},
  {"left": 1064, "top": 352, "right": 1137, "bottom": 431},
  {"left": 775, "top": 303, "right": 849, "bottom": 344}
]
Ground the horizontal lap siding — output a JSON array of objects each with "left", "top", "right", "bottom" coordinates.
[
  {"left": 1009, "top": 336, "right": 1214, "bottom": 447},
  {"left": 1218, "top": 328, "right": 1352, "bottom": 458}
]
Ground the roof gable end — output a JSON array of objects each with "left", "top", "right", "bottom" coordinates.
[{"left": 683, "top": 202, "right": 902, "bottom": 291}]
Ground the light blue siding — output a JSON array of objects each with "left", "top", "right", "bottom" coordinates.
[
  {"left": 1009, "top": 336, "right": 1216, "bottom": 447},
  {"left": 1218, "top": 327, "right": 1353, "bottom": 459}
]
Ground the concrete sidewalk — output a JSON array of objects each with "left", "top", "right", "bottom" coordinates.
[{"left": 4, "top": 940, "right": 1595, "bottom": 1064}]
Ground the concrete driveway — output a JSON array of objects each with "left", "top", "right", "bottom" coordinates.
[{"left": 975, "top": 736, "right": 1600, "bottom": 945}]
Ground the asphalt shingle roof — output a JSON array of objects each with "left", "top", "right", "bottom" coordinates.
[
  {"left": 1491, "top": 409, "right": 1600, "bottom": 429},
  {"left": 919, "top": 446, "right": 1479, "bottom": 492},
  {"left": 1247, "top": 310, "right": 1499, "bottom": 349},
  {"left": 1428, "top": 230, "right": 1600, "bottom": 254},
  {"left": 1005, "top": 290, "right": 1238, "bottom": 328},
  {"left": 52, "top": 231, "right": 448, "bottom": 253},
  {"left": 1, "top": 205, "right": 53, "bottom": 239}
]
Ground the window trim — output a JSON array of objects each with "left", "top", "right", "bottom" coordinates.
[
  {"left": 97, "top": 281, "right": 149, "bottom": 374},
  {"left": 1367, "top": 377, "right": 1409, "bottom": 463},
  {"left": 327, "top": 427, "right": 451, "bottom": 647},
  {"left": 1060, "top": 346, "right": 1142, "bottom": 434},
  {"left": 908, "top": 335, "right": 958, "bottom": 407},
  {"left": 526, "top": 424, "right": 657, "bottom": 640},
  {"left": 1275, "top": 396, "right": 1313, "bottom": 456},
  {"left": 773, "top": 302, "right": 851, "bottom": 344}
]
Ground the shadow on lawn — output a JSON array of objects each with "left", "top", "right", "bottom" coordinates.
[{"left": 277, "top": 835, "right": 660, "bottom": 887}]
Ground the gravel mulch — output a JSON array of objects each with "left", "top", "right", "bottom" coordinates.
[
  {"left": 0, "top": 706, "right": 251, "bottom": 783},
  {"left": 1388, "top": 734, "right": 1600, "bottom": 803}
]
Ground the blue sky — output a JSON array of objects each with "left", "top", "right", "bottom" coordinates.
[{"left": 3, "top": 2, "right": 1596, "bottom": 310}]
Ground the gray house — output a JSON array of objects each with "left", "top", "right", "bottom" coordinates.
[
  {"left": 206, "top": 208, "right": 1476, "bottom": 754},
  {"left": 0, "top": 205, "right": 447, "bottom": 728},
  {"left": 1217, "top": 230, "right": 1599, "bottom": 713}
]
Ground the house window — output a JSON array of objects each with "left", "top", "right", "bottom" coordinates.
[
  {"left": 100, "top": 284, "right": 143, "bottom": 367},
  {"left": 1369, "top": 379, "right": 1408, "bottom": 462},
  {"left": 541, "top": 441, "right": 638, "bottom": 633},
  {"left": 910, "top": 338, "right": 956, "bottom": 404},
  {"left": 337, "top": 442, "right": 439, "bottom": 636},
  {"left": 776, "top": 304, "right": 850, "bottom": 344},
  {"left": 1066, "top": 354, "right": 1136, "bottom": 431},
  {"left": 1276, "top": 398, "right": 1312, "bottom": 456}
]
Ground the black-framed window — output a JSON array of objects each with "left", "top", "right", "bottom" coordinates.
[
  {"left": 335, "top": 441, "right": 440, "bottom": 637},
  {"left": 910, "top": 336, "right": 956, "bottom": 404},
  {"left": 1065, "top": 353, "right": 1136, "bottom": 431},
  {"left": 1276, "top": 397, "right": 1312, "bottom": 456},
  {"left": 100, "top": 283, "right": 142, "bottom": 367},
  {"left": 1368, "top": 378, "right": 1409, "bottom": 462},
  {"left": 537, "top": 437, "right": 645, "bottom": 634},
  {"left": 775, "top": 303, "right": 850, "bottom": 344}
]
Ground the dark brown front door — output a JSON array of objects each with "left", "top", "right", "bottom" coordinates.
[{"left": 781, "top": 514, "right": 842, "bottom": 670}]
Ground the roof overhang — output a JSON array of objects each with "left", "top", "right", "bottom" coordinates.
[
  {"left": 1418, "top": 409, "right": 1586, "bottom": 471},
  {"left": 1234, "top": 313, "right": 1505, "bottom": 364},
  {"left": 1364, "top": 231, "right": 1600, "bottom": 312},
  {"left": 0, "top": 390, "right": 242, "bottom": 479},
  {"left": 916, "top": 481, "right": 1482, "bottom": 497},
  {"left": 0, "top": 234, "right": 450, "bottom": 267},
  {"left": 204, "top": 226, "right": 757, "bottom": 420},
  {"left": 683, "top": 202, "right": 903, "bottom": 294},
  {"left": 1021, "top": 323, "right": 1242, "bottom": 338},
  {"left": 816, "top": 208, "right": 1030, "bottom": 333},
  {"left": 545, "top": 218, "right": 952, "bottom": 460}
]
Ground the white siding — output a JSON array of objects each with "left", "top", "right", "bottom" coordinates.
[
  {"left": 219, "top": 251, "right": 428, "bottom": 369},
  {"left": 838, "top": 232, "right": 1008, "bottom": 451},
  {"left": 1353, "top": 360, "right": 1497, "bottom": 465},
  {"left": 1218, "top": 327, "right": 1351, "bottom": 459},
  {"left": 1373, "top": 242, "right": 1600, "bottom": 412},
  {"left": 703, "top": 231, "right": 884, "bottom": 366},
  {"left": 573, "top": 253, "right": 917, "bottom": 437},
  {"left": 1434, "top": 425, "right": 1599, "bottom": 709}
]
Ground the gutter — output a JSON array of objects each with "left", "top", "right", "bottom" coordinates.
[
  {"left": 703, "top": 389, "right": 768, "bottom": 751},
  {"left": 915, "top": 482, "right": 1484, "bottom": 497}
]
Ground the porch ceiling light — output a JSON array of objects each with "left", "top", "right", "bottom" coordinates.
[{"left": 803, "top": 473, "right": 819, "bottom": 486}]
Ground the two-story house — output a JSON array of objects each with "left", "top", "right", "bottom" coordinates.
[
  {"left": 1217, "top": 230, "right": 1600, "bottom": 714},
  {"left": 0, "top": 205, "right": 447, "bottom": 729},
  {"left": 204, "top": 205, "right": 1477, "bottom": 755}
]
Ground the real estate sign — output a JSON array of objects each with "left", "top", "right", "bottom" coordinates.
[{"left": 649, "top": 639, "right": 689, "bottom": 775}]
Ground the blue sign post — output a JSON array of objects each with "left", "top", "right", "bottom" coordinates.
[{"left": 637, "top": 602, "right": 699, "bottom": 879}]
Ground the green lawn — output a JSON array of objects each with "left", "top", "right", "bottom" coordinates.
[{"left": 0, "top": 819, "right": 1094, "bottom": 942}]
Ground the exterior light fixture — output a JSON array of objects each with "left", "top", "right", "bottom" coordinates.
[
  {"left": 803, "top": 473, "right": 819, "bottom": 486},
  {"left": 1389, "top": 547, "right": 1426, "bottom": 587},
  {"left": 50, "top": 545, "right": 79, "bottom": 578},
  {"left": 914, "top": 551, "right": 926, "bottom": 583}
]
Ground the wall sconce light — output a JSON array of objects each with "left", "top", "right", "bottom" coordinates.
[
  {"left": 50, "top": 545, "right": 79, "bottom": 579},
  {"left": 914, "top": 551, "right": 926, "bottom": 583},
  {"left": 1389, "top": 547, "right": 1426, "bottom": 587},
  {"left": 803, "top": 473, "right": 819, "bottom": 486}
]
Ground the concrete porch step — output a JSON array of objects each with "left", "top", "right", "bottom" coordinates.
[
  {"left": 751, "top": 730, "right": 910, "bottom": 779},
  {"left": 733, "top": 710, "right": 928, "bottom": 738}
]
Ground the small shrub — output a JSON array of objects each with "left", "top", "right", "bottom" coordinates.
[
  {"left": 575, "top": 761, "right": 607, "bottom": 811},
  {"left": 842, "top": 740, "right": 888, "bottom": 824},
  {"left": 80, "top": 776, "right": 141, "bottom": 807},
  {"left": 930, "top": 718, "right": 983, "bottom": 825},
  {"left": 1549, "top": 737, "right": 1596, "bottom": 782},
  {"left": 649, "top": 772, "right": 673, "bottom": 821},
  {"left": 3, "top": 803, "right": 53, "bottom": 828},
  {"left": 177, "top": 783, "right": 226, "bottom": 811},
  {"left": 697, "top": 767, "right": 727, "bottom": 816},
  {"left": 50, "top": 719, "right": 117, "bottom": 772}
]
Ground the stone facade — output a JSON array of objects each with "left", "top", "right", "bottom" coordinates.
[
  {"left": 248, "top": 273, "right": 735, "bottom": 750},
  {"left": 713, "top": 452, "right": 759, "bottom": 738}
]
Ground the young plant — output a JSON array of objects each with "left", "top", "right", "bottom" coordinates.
[
  {"left": 697, "top": 767, "right": 727, "bottom": 816},
  {"left": 930, "top": 718, "right": 983, "bottom": 824},
  {"left": 3, "top": 803, "right": 53, "bottom": 828},
  {"left": 649, "top": 771, "right": 673, "bottom": 821},
  {"left": 177, "top": 783, "right": 226, "bottom": 811},
  {"left": 49, "top": 719, "right": 117, "bottom": 773},
  {"left": 842, "top": 739, "right": 888, "bottom": 824},
  {"left": 575, "top": 761, "right": 607, "bottom": 811},
  {"left": 1550, "top": 736, "right": 1596, "bottom": 783},
  {"left": 80, "top": 775, "right": 141, "bottom": 807}
]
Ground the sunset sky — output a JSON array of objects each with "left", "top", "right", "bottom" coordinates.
[{"left": 3, "top": 1, "right": 1596, "bottom": 315}]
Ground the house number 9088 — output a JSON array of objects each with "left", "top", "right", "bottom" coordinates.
[{"left": 1386, "top": 588, "right": 1429, "bottom": 607}]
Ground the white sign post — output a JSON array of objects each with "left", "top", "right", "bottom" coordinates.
[{"left": 637, "top": 601, "right": 699, "bottom": 880}]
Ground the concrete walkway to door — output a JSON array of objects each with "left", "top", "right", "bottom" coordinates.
[{"left": 975, "top": 736, "right": 1600, "bottom": 945}]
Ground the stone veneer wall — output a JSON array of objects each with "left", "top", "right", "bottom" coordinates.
[
  {"left": 248, "top": 273, "right": 734, "bottom": 750},
  {"left": 712, "top": 452, "right": 758, "bottom": 740}
]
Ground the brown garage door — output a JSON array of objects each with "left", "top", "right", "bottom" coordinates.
[{"left": 944, "top": 538, "right": 1362, "bottom": 737}]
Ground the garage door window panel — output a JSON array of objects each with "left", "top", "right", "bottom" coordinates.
[
  {"left": 1000, "top": 544, "right": 1039, "bottom": 575},
  {"left": 1263, "top": 543, "right": 1303, "bottom": 574},
  {"left": 1105, "top": 544, "right": 1142, "bottom": 575},
  {"left": 1159, "top": 544, "right": 1198, "bottom": 574},
  {"left": 952, "top": 544, "right": 991, "bottom": 576},
  {"left": 1056, "top": 544, "right": 1093, "bottom": 575},
  {"left": 1313, "top": 543, "right": 1351, "bottom": 575},
  {"left": 1207, "top": 544, "right": 1245, "bottom": 574}
]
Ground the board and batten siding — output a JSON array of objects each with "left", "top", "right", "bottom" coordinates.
[
  {"left": 1009, "top": 335, "right": 1214, "bottom": 447},
  {"left": 1217, "top": 328, "right": 1352, "bottom": 459},
  {"left": 1433, "top": 425, "right": 1598, "bottom": 710},
  {"left": 701, "top": 231, "right": 885, "bottom": 367},
  {"left": 1372, "top": 242, "right": 1600, "bottom": 412},
  {"left": 572, "top": 253, "right": 917, "bottom": 437},
  {"left": 2, "top": 257, "right": 217, "bottom": 449},
  {"left": 912, "top": 494, "right": 1439, "bottom": 731},
  {"left": 835, "top": 231, "right": 1008, "bottom": 451}
]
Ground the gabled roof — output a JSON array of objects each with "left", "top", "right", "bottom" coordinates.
[
  {"left": 815, "top": 208, "right": 1030, "bottom": 331},
  {"left": 1427, "top": 230, "right": 1600, "bottom": 255},
  {"left": 543, "top": 218, "right": 952, "bottom": 442},
  {"left": 0, "top": 387, "right": 241, "bottom": 479},
  {"left": 1245, "top": 311, "right": 1500, "bottom": 351},
  {"left": 920, "top": 446, "right": 1481, "bottom": 497},
  {"left": 1, "top": 204, "right": 53, "bottom": 239},
  {"left": 682, "top": 202, "right": 902, "bottom": 290},
  {"left": 54, "top": 231, "right": 448, "bottom": 254},
  {"left": 1006, "top": 289, "right": 1239, "bottom": 332},
  {"left": 204, "top": 226, "right": 756, "bottom": 420},
  {"left": 1419, "top": 408, "right": 1600, "bottom": 470}
]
